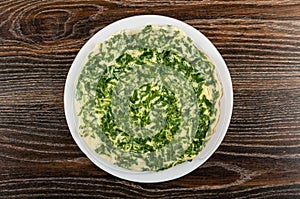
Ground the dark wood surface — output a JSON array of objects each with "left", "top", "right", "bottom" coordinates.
[{"left": 0, "top": 0, "right": 299, "bottom": 198}]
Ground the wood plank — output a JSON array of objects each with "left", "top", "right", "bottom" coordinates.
[{"left": 0, "top": 0, "right": 299, "bottom": 198}]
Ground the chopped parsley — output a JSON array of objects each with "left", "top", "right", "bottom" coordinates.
[{"left": 76, "top": 25, "right": 221, "bottom": 171}]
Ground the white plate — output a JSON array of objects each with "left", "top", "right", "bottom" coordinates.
[{"left": 64, "top": 15, "right": 233, "bottom": 183}]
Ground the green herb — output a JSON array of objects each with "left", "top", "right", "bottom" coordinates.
[{"left": 76, "top": 25, "right": 221, "bottom": 171}]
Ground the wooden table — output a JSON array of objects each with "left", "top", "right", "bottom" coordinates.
[{"left": 0, "top": 0, "right": 299, "bottom": 198}]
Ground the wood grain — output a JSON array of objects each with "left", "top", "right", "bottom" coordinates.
[{"left": 0, "top": 0, "right": 299, "bottom": 198}]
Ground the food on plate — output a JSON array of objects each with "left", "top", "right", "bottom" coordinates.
[{"left": 76, "top": 25, "right": 222, "bottom": 171}]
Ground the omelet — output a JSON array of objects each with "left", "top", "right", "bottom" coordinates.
[{"left": 76, "top": 25, "right": 222, "bottom": 171}]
